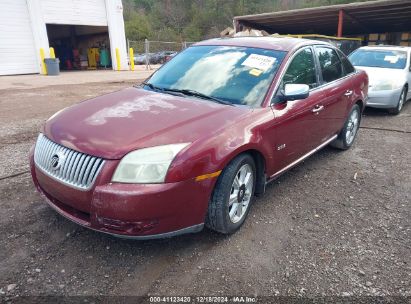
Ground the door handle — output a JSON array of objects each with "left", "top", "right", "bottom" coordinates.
[
  {"left": 312, "top": 105, "right": 324, "bottom": 114},
  {"left": 344, "top": 90, "right": 353, "bottom": 96}
]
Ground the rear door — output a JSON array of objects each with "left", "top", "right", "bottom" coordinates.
[{"left": 313, "top": 46, "right": 354, "bottom": 138}]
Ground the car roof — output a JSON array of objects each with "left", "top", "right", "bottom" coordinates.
[
  {"left": 358, "top": 45, "right": 411, "bottom": 53},
  {"left": 194, "top": 36, "right": 330, "bottom": 52}
]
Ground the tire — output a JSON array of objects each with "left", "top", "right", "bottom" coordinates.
[
  {"left": 205, "top": 154, "right": 256, "bottom": 234},
  {"left": 388, "top": 86, "right": 407, "bottom": 115},
  {"left": 330, "top": 104, "right": 361, "bottom": 150}
]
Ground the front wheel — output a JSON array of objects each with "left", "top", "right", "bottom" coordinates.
[
  {"left": 330, "top": 104, "right": 361, "bottom": 150},
  {"left": 388, "top": 86, "right": 407, "bottom": 115},
  {"left": 205, "top": 154, "right": 256, "bottom": 234}
]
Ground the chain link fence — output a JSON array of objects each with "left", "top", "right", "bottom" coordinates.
[{"left": 127, "top": 39, "right": 197, "bottom": 70}]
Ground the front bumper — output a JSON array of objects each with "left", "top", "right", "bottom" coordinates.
[
  {"left": 366, "top": 88, "right": 402, "bottom": 109},
  {"left": 29, "top": 148, "right": 214, "bottom": 239}
]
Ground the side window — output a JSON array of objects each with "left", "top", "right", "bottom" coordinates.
[
  {"left": 315, "top": 47, "right": 344, "bottom": 83},
  {"left": 337, "top": 49, "right": 355, "bottom": 76},
  {"left": 282, "top": 48, "right": 318, "bottom": 89}
]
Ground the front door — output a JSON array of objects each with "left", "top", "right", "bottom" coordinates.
[{"left": 268, "top": 46, "right": 325, "bottom": 174}]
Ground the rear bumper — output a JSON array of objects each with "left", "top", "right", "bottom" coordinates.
[
  {"left": 366, "top": 88, "right": 402, "bottom": 109},
  {"left": 30, "top": 148, "right": 214, "bottom": 239}
]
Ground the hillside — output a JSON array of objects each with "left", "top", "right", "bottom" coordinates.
[{"left": 123, "top": 0, "right": 370, "bottom": 41}]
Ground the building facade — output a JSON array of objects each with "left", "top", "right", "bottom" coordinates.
[{"left": 0, "top": 0, "right": 129, "bottom": 75}]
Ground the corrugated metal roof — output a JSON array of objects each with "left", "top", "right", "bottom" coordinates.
[{"left": 234, "top": 0, "right": 411, "bottom": 36}]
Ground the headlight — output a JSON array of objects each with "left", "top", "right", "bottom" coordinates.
[
  {"left": 112, "top": 143, "right": 190, "bottom": 183},
  {"left": 371, "top": 80, "right": 403, "bottom": 91}
]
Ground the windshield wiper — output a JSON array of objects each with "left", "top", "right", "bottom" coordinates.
[
  {"left": 140, "top": 82, "right": 184, "bottom": 97},
  {"left": 140, "top": 81, "right": 163, "bottom": 91},
  {"left": 140, "top": 83, "right": 234, "bottom": 106},
  {"left": 163, "top": 88, "right": 234, "bottom": 106}
]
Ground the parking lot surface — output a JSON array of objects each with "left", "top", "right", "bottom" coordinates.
[{"left": 0, "top": 75, "right": 410, "bottom": 300}]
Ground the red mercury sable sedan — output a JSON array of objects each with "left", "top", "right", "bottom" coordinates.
[{"left": 30, "top": 37, "right": 368, "bottom": 239}]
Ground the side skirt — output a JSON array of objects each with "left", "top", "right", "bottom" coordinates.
[{"left": 266, "top": 134, "right": 338, "bottom": 185}]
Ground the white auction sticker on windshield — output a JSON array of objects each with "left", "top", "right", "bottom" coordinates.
[
  {"left": 242, "top": 54, "right": 276, "bottom": 72},
  {"left": 384, "top": 55, "right": 399, "bottom": 63}
]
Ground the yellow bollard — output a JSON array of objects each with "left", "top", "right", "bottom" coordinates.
[
  {"left": 129, "top": 48, "right": 135, "bottom": 71},
  {"left": 49, "top": 47, "right": 56, "bottom": 59},
  {"left": 39, "top": 48, "right": 47, "bottom": 75},
  {"left": 115, "top": 48, "right": 121, "bottom": 71}
]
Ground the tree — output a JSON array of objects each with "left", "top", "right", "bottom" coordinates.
[
  {"left": 123, "top": 0, "right": 367, "bottom": 41},
  {"left": 124, "top": 11, "right": 151, "bottom": 41}
]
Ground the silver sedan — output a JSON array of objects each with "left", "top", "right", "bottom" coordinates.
[{"left": 349, "top": 46, "right": 411, "bottom": 114}]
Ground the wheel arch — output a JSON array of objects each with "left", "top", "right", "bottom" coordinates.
[
  {"left": 243, "top": 149, "right": 266, "bottom": 196},
  {"left": 222, "top": 147, "right": 268, "bottom": 197},
  {"left": 355, "top": 99, "right": 365, "bottom": 113}
]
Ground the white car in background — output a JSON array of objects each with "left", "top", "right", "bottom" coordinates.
[{"left": 349, "top": 46, "right": 411, "bottom": 114}]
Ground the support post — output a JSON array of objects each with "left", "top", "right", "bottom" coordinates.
[
  {"left": 116, "top": 48, "right": 121, "bottom": 71},
  {"left": 144, "top": 39, "right": 151, "bottom": 70},
  {"left": 39, "top": 48, "right": 47, "bottom": 75},
  {"left": 233, "top": 19, "right": 240, "bottom": 33},
  {"left": 49, "top": 47, "right": 55, "bottom": 59},
  {"left": 129, "top": 48, "right": 135, "bottom": 71},
  {"left": 338, "top": 9, "right": 344, "bottom": 37}
]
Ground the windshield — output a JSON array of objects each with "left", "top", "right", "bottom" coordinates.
[
  {"left": 349, "top": 49, "right": 407, "bottom": 69},
  {"left": 145, "top": 45, "right": 286, "bottom": 106}
]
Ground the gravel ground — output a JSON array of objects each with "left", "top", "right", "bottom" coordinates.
[{"left": 0, "top": 79, "right": 410, "bottom": 302}]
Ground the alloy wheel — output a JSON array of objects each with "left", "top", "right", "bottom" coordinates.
[
  {"left": 228, "top": 164, "right": 253, "bottom": 223},
  {"left": 346, "top": 109, "right": 359, "bottom": 145},
  {"left": 398, "top": 90, "right": 405, "bottom": 112}
]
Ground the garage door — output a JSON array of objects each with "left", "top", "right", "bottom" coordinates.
[
  {"left": 0, "top": 0, "right": 38, "bottom": 75},
  {"left": 40, "top": 0, "right": 108, "bottom": 26}
]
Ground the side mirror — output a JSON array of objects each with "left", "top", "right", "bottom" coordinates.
[{"left": 283, "top": 84, "right": 310, "bottom": 101}]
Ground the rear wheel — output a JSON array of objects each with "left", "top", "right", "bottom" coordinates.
[
  {"left": 388, "top": 86, "right": 407, "bottom": 115},
  {"left": 205, "top": 154, "right": 256, "bottom": 234},
  {"left": 330, "top": 104, "right": 361, "bottom": 150}
]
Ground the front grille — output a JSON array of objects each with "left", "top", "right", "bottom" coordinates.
[{"left": 34, "top": 134, "right": 105, "bottom": 190}]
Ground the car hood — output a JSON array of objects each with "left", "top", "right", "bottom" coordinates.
[
  {"left": 44, "top": 87, "right": 251, "bottom": 159},
  {"left": 355, "top": 66, "right": 406, "bottom": 87}
]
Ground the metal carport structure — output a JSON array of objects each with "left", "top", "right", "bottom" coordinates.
[{"left": 233, "top": 0, "right": 411, "bottom": 39}]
